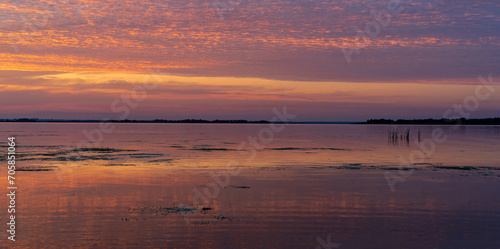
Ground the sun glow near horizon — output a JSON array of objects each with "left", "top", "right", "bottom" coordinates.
[{"left": 0, "top": 69, "right": 497, "bottom": 121}]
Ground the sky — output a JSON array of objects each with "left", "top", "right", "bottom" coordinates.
[{"left": 0, "top": 0, "right": 498, "bottom": 121}]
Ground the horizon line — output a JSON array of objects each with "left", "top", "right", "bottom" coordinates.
[
  {"left": 1, "top": 117, "right": 500, "bottom": 125},
  {"left": 0, "top": 118, "right": 355, "bottom": 124}
]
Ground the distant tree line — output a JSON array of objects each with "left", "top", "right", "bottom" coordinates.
[
  {"left": 361, "top": 117, "right": 500, "bottom": 125},
  {"left": 0, "top": 118, "right": 272, "bottom": 124}
]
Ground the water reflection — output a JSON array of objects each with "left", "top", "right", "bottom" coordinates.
[{"left": 1, "top": 123, "right": 499, "bottom": 248}]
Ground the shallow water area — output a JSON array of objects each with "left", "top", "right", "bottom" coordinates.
[{"left": 1, "top": 123, "right": 499, "bottom": 248}]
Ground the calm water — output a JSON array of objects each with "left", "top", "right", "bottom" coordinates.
[{"left": 1, "top": 123, "right": 500, "bottom": 248}]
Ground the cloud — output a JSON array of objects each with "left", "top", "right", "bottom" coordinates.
[
  {"left": 0, "top": 0, "right": 499, "bottom": 120},
  {"left": 0, "top": 70, "right": 498, "bottom": 120},
  {"left": 0, "top": 0, "right": 497, "bottom": 82}
]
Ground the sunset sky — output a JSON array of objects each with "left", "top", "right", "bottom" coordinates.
[{"left": 0, "top": 0, "right": 498, "bottom": 121}]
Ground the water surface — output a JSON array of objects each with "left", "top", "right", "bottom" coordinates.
[{"left": 1, "top": 123, "right": 499, "bottom": 248}]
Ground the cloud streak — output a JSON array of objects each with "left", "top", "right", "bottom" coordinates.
[{"left": 0, "top": 71, "right": 498, "bottom": 121}]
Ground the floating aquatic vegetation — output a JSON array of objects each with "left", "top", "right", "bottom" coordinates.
[
  {"left": 104, "top": 163, "right": 137, "bottom": 167},
  {"left": 129, "top": 205, "right": 198, "bottom": 215},
  {"left": 169, "top": 145, "right": 185, "bottom": 148},
  {"left": 16, "top": 166, "right": 55, "bottom": 171},
  {"left": 432, "top": 166, "right": 479, "bottom": 171},
  {"left": 125, "top": 153, "right": 165, "bottom": 158},
  {"left": 431, "top": 166, "right": 500, "bottom": 171},
  {"left": 188, "top": 148, "right": 236, "bottom": 151},
  {"left": 227, "top": 185, "right": 250, "bottom": 189},
  {"left": 266, "top": 147, "right": 349, "bottom": 151},
  {"left": 69, "top": 147, "right": 137, "bottom": 153},
  {"left": 382, "top": 167, "right": 419, "bottom": 171},
  {"left": 126, "top": 204, "right": 258, "bottom": 226},
  {"left": 148, "top": 158, "right": 174, "bottom": 163}
]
